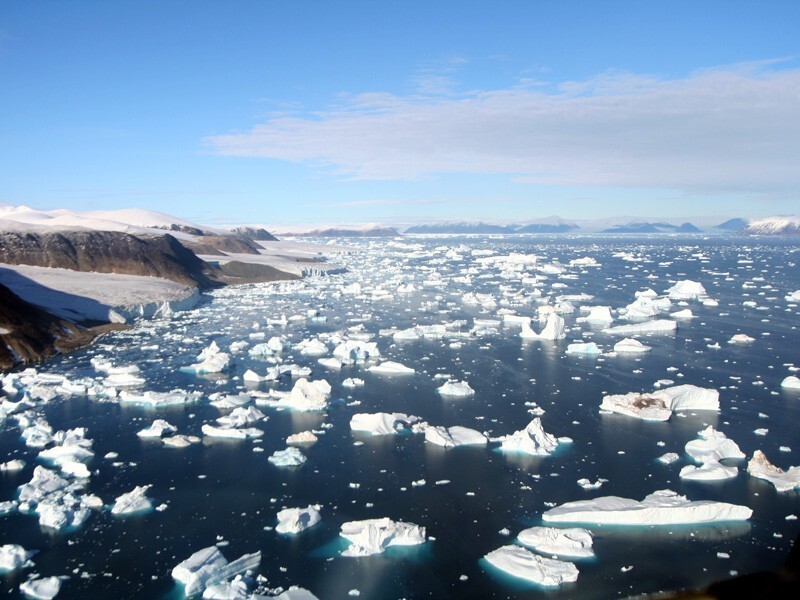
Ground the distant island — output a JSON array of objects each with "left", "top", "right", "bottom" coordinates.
[{"left": 285, "top": 227, "right": 401, "bottom": 237}]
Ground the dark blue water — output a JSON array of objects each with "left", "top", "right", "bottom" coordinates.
[{"left": 1, "top": 235, "right": 799, "bottom": 599}]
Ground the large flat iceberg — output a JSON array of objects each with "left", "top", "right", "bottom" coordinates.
[
  {"left": 542, "top": 489, "right": 752, "bottom": 525},
  {"left": 517, "top": 526, "right": 594, "bottom": 558},
  {"left": 484, "top": 545, "right": 579, "bottom": 587},
  {"left": 600, "top": 384, "right": 719, "bottom": 421}
]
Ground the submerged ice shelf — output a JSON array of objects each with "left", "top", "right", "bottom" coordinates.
[{"left": 1, "top": 235, "right": 798, "bottom": 598}]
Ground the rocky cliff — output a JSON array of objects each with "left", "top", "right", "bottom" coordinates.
[
  {"left": 0, "top": 283, "right": 97, "bottom": 370},
  {"left": 0, "top": 230, "right": 220, "bottom": 288},
  {"left": 231, "top": 226, "right": 278, "bottom": 241}
]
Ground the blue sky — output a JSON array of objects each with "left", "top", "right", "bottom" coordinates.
[{"left": 1, "top": 1, "right": 799, "bottom": 227}]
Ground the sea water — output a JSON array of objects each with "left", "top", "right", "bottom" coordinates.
[{"left": 1, "top": 235, "right": 799, "bottom": 599}]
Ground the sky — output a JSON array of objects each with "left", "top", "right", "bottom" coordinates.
[{"left": 1, "top": 1, "right": 799, "bottom": 227}]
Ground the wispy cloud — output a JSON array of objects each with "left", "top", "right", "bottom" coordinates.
[
  {"left": 325, "top": 197, "right": 511, "bottom": 208},
  {"left": 206, "top": 61, "right": 800, "bottom": 196}
]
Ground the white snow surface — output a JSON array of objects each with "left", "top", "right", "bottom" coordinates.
[
  {"left": 339, "top": 518, "right": 426, "bottom": 557},
  {"left": 484, "top": 545, "right": 579, "bottom": 586},
  {"left": 542, "top": 489, "right": 752, "bottom": 525}
]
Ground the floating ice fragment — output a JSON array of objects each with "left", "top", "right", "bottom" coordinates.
[
  {"left": 667, "top": 280, "right": 707, "bottom": 301},
  {"left": 484, "top": 545, "right": 579, "bottom": 586},
  {"left": 216, "top": 406, "right": 266, "bottom": 428},
  {"left": 202, "top": 425, "right": 263, "bottom": 440},
  {"left": 565, "top": 342, "right": 601, "bottom": 356},
  {"left": 685, "top": 426, "right": 745, "bottom": 463},
  {"left": 658, "top": 453, "right": 680, "bottom": 465},
  {"left": 367, "top": 361, "right": 415, "bottom": 375},
  {"left": 423, "top": 425, "right": 487, "bottom": 448},
  {"left": 339, "top": 518, "right": 426, "bottom": 557},
  {"left": 163, "top": 435, "right": 201, "bottom": 448},
  {"left": 268, "top": 447, "right": 306, "bottom": 467},
  {"left": 670, "top": 309, "right": 694, "bottom": 319},
  {"left": 118, "top": 389, "right": 201, "bottom": 407},
  {"left": 276, "top": 505, "right": 321, "bottom": 534},
  {"left": 111, "top": 485, "right": 153, "bottom": 515},
  {"left": 517, "top": 526, "right": 594, "bottom": 558},
  {"left": 136, "top": 419, "right": 176, "bottom": 439},
  {"left": 0, "top": 544, "right": 35, "bottom": 571},
  {"left": 680, "top": 460, "right": 738, "bottom": 481},
  {"left": 728, "top": 334, "right": 755, "bottom": 344},
  {"left": 350, "top": 413, "right": 421, "bottom": 436},
  {"left": 577, "top": 478, "right": 607, "bottom": 490},
  {"left": 342, "top": 378, "right": 365, "bottom": 388},
  {"left": 286, "top": 431, "right": 318, "bottom": 445},
  {"left": 542, "top": 489, "right": 752, "bottom": 525},
  {"left": 603, "top": 320, "right": 677, "bottom": 335},
  {"left": 183, "top": 342, "right": 230, "bottom": 374},
  {"left": 781, "top": 376, "right": 800, "bottom": 390},
  {"left": 747, "top": 451, "right": 800, "bottom": 492},
  {"left": 613, "top": 338, "right": 651, "bottom": 353},
  {"left": 520, "top": 313, "right": 566, "bottom": 340},
  {"left": 437, "top": 381, "right": 475, "bottom": 397},
  {"left": 19, "top": 576, "right": 61, "bottom": 599},
  {"left": 600, "top": 385, "right": 719, "bottom": 421},
  {"left": 499, "top": 418, "right": 561, "bottom": 456}
]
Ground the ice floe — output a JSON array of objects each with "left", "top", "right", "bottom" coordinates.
[
  {"left": 780, "top": 376, "right": 800, "bottom": 390},
  {"left": 366, "top": 361, "right": 415, "bottom": 375},
  {"left": 520, "top": 313, "right": 566, "bottom": 340},
  {"left": 136, "top": 419, "right": 177, "bottom": 438},
  {"left": 603, "top": 320, "right": 677, "bottom": 335},
  {"left": 183, "top": 342, "right": 230, "bottom": 374}
]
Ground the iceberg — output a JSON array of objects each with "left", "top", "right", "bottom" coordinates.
[
  {"left": 437, "top": 380, "right": 475, "bottom": 397},
  {"left": 163, "top": 435, "right": 201, "bottom": 448},
  {"left": 183, "top": 341, "right": 230, "bottom": 374},
  {"left": 118, "top": 389, "right": 201, "bottom": 407},
  {"left": 680, "top": 460, "right": 738, "bottom": 481},
  {"left": 342, "top": 378, "right": 365, "bottom": 388},
  {"left": 499, "top": 418, "right": 560, "bottom": 456},
  {"left": 747, "top": 450, "right": 800, "bottom": 492},
  {"left": 339, "top": 518, "right": 426, "bottom": 557},
  {"left": 136, "top": 419, "right": 176, "bottom": 438},
  {"left": 0, "top": 544, "right": 35, "bottom": 571},
  {"left": 268, "top": 447, "right": 306, "bottom": 467},
  {"left": 286, "top": 431, "right": 318, "bottom": 445},
  {"left": 172, "top": 546, "right": 261, "bottom": 597},
  {"left": 484, "top": 545, "right": 579, "bottom": 586},
  {"left": 603, "top": 320, "right": 677, "bottom": 335},
  {"left": 520, "top": 313, "right": 566, "bottom": 341},
  {"left": 542, "top": 489, "right": 752, "bottom": 525},
  {"left": 786, "top": 290, "right": 800, "bottom": 302},
  {"left": 201, "top": 424, "right": 263, "bottom": 440},
  {"left": 423, "top": 425, "right": 487, "bottom": 448},
  {"left": 366, "top": 361, "right": 415, "bottom": 375},
  {"left": 667, "top": 280, "right": 707, "bottom": 300},
  {"left": 729, "top": 333, "right": 755, "bottom": 344},
  {"left": 216, "top": 406, "right": 266, "bottom": 428},
  {"left": 613, "top": 338, "right": 651, "bottom": 353},
  {"left": 19, "top": 576, "right": 61, "bottom": 599},
  {"left": 781, "top": 375, "right": 800, "bottom": 389},
  {"left": 600, "top": 385, "right": 719, "bottom": 421},
  {"left": 685, "top": 426, "right": 744, "bottom": 463},
  {"left": 350, "top": 412, "right": 421, "bottom": 436},
  {"left": 565, "top": 342, "right": 601, "bottom": 355},
  {"left": 333, "top": 340, "right": 380, "bottom": 364},
  {"left": 111, "top": 485, "right": 153, "bottom": 515},
  {"left": 582, "top": 306, "right": 613, "bottom": 324},
  {"left": 258, "top": 379, "right": 332, "bottom": 412},
  {"left": 517, "top": 526, "right": 594, "bottom": 558},
  {"left": 275, "top": 505, "right": 322, "bottom": 534}
]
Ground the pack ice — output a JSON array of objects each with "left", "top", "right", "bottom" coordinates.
[
  {"left": 542, "top": 490, "right": 752, "bottom": 525},
  {"left": 339, "top": 518, "right": 426, "bottom": 557}
]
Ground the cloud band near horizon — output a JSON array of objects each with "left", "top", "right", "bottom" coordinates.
[{"left": 205, "top": 62, "right": 800, "bottom": 198}]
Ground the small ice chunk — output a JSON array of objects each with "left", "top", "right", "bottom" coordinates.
[
  {"left": 342, "top": 378, "right": 365, "bottom": 388},
  {"left": 667, "top": 280, "right": 707, "bottom": 300},
  {"left": 658, "top": 452, "right": 680, "bottom": 465},
  {"left": 517, "top": 526, "right": 594, "bottom": 558},
  {"left": 542, "top": 489, "right": 752, "bottom": 525},
  {"left": 747, "top": 450, "right": 800, "bottom": 492},
  {"left": 484, "top": 545, "right": 579, "bottom": 587},
  {"left": 339, "top": 518, "right": 426, "bottom": 557},
  {"left": 183, "top": 341, "right": 230, "bottom": 374},
  {"left": 268, "top": 447, "right": 306, "bottom": 467},
  {"left": 0, "top": 459, "right": 26, "bottom": 472},
  {"left": 728, "top": 334, "right": 755, "bottom": 344},
  {"left": 163, "top": 435, "right": 201, "bottom": 448},
  {"left": 670, "top": 309, "right": 694, "bottom": 319},
  {"left": 201, "top": 425, "right": 263, "bottom": 440},
  {"left": 577, "top": 478, "right": 607, "bottom": 490},
  {"left": 276, "top": 505, "right": 322, "bottom": 534}
]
